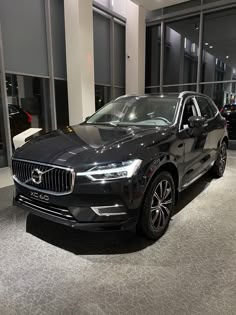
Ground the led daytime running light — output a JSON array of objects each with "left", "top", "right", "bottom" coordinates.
[{"left": 76, "top": 159, "right": 142, "bottom": 181}]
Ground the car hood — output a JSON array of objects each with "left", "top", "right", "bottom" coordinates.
[{"left": 13, "top": 124, "right": 171, "bottom": 170}]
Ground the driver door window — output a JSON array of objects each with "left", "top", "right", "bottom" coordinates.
[
  {"left": 195, "top": 97, "right": 215, "bottom": 120},
  {"left": 181, "top": 98, "right": 197, "bottom": 129}
]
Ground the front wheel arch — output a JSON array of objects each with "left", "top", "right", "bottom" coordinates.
[
  {"left": 137, "top": 171, "right": 176, "bottom": 240},
  {"left": 144, "top": 162, "right": 179, "bottom": 205}
]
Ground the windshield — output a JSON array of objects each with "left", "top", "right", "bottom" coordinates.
[{"left": 86, "top": 96, "right": 179, "bottom": 126}]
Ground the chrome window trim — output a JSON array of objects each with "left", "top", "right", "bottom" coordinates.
[
  {"left": 178, "top": 95, "right": 200, "bottom": 131},
  {"left": 12, "top": 158, "right": 75, "bottom": 196},
  {"left": 193, "top": 97, "right": 201, "bottom": 116}
]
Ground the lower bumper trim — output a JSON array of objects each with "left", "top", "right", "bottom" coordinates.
[{"left": 14, "top": 195, "right": 137, "bottom": 231}]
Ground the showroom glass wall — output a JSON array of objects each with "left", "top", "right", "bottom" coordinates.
[
  {"left": 0, "top": 0, "right": 68, "bottom": 168},
  {"left": 0, "top": 46, "right": 11, "bottom": 167},
  {"left": 93, "top": 4, "right": 126, "bottom": 110},
  {"left": 0, "top": 0, "right": 126, "bottom": 167},
  {"left": 146, "top": 0, "right": 236, "bottom": 108}
]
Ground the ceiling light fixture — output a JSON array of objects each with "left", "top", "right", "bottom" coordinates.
[
  {"left": 205, "top": 42, "right": 209, "bottom": 46},
  {"left": 209, "top": 45, "right": 213, "bottom": 49},
  {"left": 226, "top": 56, "right": 229, "bottom": 59}
]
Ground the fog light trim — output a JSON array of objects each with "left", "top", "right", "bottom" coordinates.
[{"left": 91, "top": 204, "right": 127, "bottom": 216}]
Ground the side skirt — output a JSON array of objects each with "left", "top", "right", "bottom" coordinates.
[{"left": 179, "top": 161, "right": 215, "bottom": 192}]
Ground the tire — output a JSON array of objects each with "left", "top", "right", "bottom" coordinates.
[
  {"left": 211, "top": 141, "right": 227, "bottom": 178},
  {"left": 137, "top": 171, "right": 175, "bottom": 240}
]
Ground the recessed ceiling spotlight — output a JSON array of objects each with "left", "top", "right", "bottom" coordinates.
[
  {"left": 226, "top": 56, "right": 229, "bottom": 59},
  {"left": 205, "top": 42, "right": 209, "bottom": 46},
  {"left": 209, "top": 45, "right": 213, "bottom": 49}
]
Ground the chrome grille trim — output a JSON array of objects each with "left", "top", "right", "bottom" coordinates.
[
  {"left": 17, "top": 195, "right": 76, "bottom": 222},
  {"left": 12, "top": 158, "right": 75, "bottom": 196}
]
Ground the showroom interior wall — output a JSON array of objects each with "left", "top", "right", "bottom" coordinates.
[
  {"left": 64, "top": 0, "right": 127, "bottom": 123},
  {"left": 95, "top": 0, "right": 146, "bottom": 96},
  {"left": 64, "top": 0, "right": 95, "bottom": 126},
  {"left": 64, "top": 0, "right": 146, "bottom": 120},
  {"left": 145, "top": 0, "right": 236, "bottom": 108}
]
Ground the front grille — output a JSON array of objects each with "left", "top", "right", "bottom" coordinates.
[
  {"left": 12, "top": 159, "right": 74, "bottom": 195},
  {"left": 17, "top": 194, "right": 76, "bottom": 222}
]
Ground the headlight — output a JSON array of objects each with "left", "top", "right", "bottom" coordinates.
[{"left": 76, "top": 159, "right": 142, "bottom": 181}]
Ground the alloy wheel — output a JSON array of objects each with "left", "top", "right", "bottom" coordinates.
[
  {"left": 219, "top": 144, "right": 227, "bottom": 174},
  {"left": 150, "top": 180, "right": 173, "bottom": 230}
]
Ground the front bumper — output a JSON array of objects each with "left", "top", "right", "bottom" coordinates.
[{"left": 13, "top": 177, "right": 144, "bottom": 231}]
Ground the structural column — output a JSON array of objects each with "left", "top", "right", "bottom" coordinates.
[
  {"left": 125, "top": 1, "right": 146, "bottom": 94},
  {"left": 64, "top": 0, "right": 95, "bottom": 125}
]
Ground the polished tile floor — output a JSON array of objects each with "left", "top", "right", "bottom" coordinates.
[{"left": 0, "top": 144, "right": 236, "bottom": 314}]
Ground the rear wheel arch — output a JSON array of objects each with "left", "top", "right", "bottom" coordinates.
[{"left": 217, "top": 136, "right": 228, "bottom": 150}]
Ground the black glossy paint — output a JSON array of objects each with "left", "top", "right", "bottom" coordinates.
[{"left": 12, "top": 92, "right": 228, "bottom": 231}]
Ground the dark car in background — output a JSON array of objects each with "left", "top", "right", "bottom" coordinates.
[
  {"left": 9, "top": 105, "right": 32, "bottom": 138},
  {"left": 12, "top": 92, "right": 228, "bottom": 240},
  {"left": 220, "top": 103, "right": 236, "bottom": 139}
]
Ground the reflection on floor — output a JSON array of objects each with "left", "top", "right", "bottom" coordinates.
[
  {"left": 0, "top": 146, "right": 236, "bottom": 314},
  {"left": 0, "top": 167, "right": 12, "bottom": 188}
]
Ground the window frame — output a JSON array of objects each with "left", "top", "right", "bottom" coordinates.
[
  {"left": 8, "top": 105, "right": 19, "bottom": 115},
  {"left": 195, "top": 96, "right": 218, "bottom": 121},
  {"left": 179, "top": 95, "right": 201, "bottom": 130}
]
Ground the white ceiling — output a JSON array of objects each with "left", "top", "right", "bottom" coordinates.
[{"left": 130, "top": 0, "right": 190, "bottom": 11}]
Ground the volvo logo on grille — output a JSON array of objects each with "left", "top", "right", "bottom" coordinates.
[{"left": 31, "top": 169, "right": 43, "bottom": 184}]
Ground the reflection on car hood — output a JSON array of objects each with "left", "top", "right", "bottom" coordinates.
[{"left": 13, "top": 124, "right": 170, "bottom": 169}]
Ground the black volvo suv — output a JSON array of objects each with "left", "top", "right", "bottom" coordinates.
[{"left": 12, "top": 92, "right": 228, "bottom": 240}]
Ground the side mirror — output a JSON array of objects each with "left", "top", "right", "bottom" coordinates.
[
  {"left": 188, "top": 116, "right": 207, "bottom": 137},
  {"left": 188, "top": 116, "right": 206, "bottom": 129},
  {"left": 84, "top": 116, "right": 91, "bottom": 122}
]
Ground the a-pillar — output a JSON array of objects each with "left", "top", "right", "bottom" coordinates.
[{"left": 64, "top": 0, "right": 95, "bottom": 125}]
